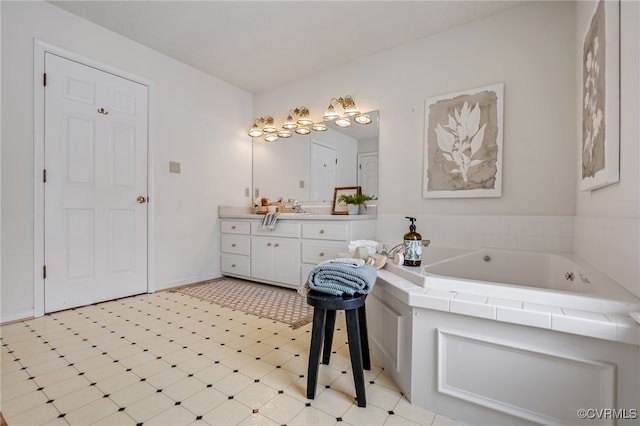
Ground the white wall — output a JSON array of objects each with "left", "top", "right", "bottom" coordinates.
[
  {"left": 254, "top": 1, "right": 578, "bottom": 217},
  {"left": 574, "top": 0, "right": 640, "bottom": 297},
  {"left": 1, "top": 1, "right": 253, "bottom": 321}
]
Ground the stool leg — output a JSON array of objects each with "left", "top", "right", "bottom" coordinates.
[
  {"left": 322, "top": 310, "right": 336, "bottom": 364},
  {"left": 357, "top": 305, "right": 371, "bottom": 370},
  {"left": 345, "top": 308, "right": 366, "bottom": 407},
  {"left": 306, "top": 308, "right": 326, "bottom": 400}
]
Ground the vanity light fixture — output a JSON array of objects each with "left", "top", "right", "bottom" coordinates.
[
  {"left": 282, "top": 113, "right": 298, "bottom": 130},
  {"left": 323, "top": 95, "right": 370, "bottom": 126},
  {"left": 248, "top": 96, "right": 371, "bottom": 142},
  {"left": 294, "top": 107, "right": 314, "bottom": 126}
]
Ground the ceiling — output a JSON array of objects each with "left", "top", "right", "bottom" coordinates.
[{"left": 49, "top": 1, "right": 524, "bottom": 94}]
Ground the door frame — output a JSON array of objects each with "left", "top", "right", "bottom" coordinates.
[{"left": 33, "top": 40, "right": 155, "bottom": 317}]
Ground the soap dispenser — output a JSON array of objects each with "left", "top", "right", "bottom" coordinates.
[{"left": 403, "top": 217, "right": 422, "bottom": 267}]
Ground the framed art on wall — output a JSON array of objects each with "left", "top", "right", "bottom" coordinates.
[
  {"left": 423, "top": 83, "right": 504, "bottom": 198},
  {"left": 580, "top": 0, "right": 620, "bottom": 191}
]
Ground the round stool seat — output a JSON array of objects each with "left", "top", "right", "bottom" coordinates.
[{"left": 307, "top": 291, "right": 366, "bottom": 311}]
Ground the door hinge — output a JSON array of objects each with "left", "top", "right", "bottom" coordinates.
[
  {"left": 335, "top": 158, "right": 338, "bottom": 164},
  {"left": 43, "top": 73, "right": 47, "bottom": 87},
  {"left": 43, "top": 169, "right": 47, "bottom": 183},
  {"left": 43, "top": 265, "right": 47, "bottom": 279}
]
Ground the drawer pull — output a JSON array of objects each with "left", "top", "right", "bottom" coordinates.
[
  {"left": 319, "top": 252, "right": 325, "bottom": 257},
  {"left": 274, "top": 243, "right": 279, "bottom": 247},
  {"left": 231, "top": 225, "right": 236, "bottom": 229},
  {"left": 319, "top": 229, "right": 325, "bottom": 234},
  {"left": 267, "top": 243, "right": 272, "bottom": 247},
  {"left": 231, "top": 243, "right": 236, "bottom": 247},
  {"left": 231, "top": 264, "right": 236, "bottom": 268}
]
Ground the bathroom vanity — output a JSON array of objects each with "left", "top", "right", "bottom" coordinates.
[{"left": 218, "top": 206, "right": 376, "bottom": 289}]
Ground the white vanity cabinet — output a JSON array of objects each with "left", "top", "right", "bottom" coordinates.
[
  {"left": 251, "top": 237, "right": 300, "bottom": 286},
  {"left": 250, "top": 222, "right": 301, "bottom": 287},
  {"left": 219, "top": 214, "right": 376, "bottom": 290},
  {"left": 220, "top": 220, "right": 251, "bottom": 277}
]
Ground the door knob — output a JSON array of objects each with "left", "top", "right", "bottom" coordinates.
[{"left": 137, "top": 196, "right": 147, "bottom": 204}]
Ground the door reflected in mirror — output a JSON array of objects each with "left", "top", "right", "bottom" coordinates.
[{"left": 252, "top": 111, "right": 378, "bottom": 203}]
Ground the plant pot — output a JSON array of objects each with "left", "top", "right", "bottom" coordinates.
[{"left": 347, "top": 204, "right": 360, "bottom": 215}]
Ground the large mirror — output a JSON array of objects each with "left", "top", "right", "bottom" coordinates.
[{"left": 252, "top": 111, "right": 379, "bottom": 203}]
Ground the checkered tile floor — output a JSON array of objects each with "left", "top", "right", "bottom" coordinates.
[{"left": 1, "top": 288, "right": 465, "bottom": 425}]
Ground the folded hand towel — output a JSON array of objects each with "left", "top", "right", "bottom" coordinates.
[
  {"left": 261, "top": 212, "right": 280, "bottom": 230},
  {"left": 306, "top": 260, "right": 377, "bottom": 296}
]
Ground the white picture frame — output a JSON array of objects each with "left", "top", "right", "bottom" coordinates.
[
  {"left": 580, "top": 0, "right": 620, "bottom": 191},
  {"left": 423, "top": 83, "right": 504, "bottom": 198}
]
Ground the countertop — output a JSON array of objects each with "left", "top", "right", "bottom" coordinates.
[{"left": 218, "top": 205, "right": 377, "bottom": 221}]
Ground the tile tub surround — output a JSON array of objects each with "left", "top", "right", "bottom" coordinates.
[
  {"left": 376, "top": 214, "right": 575, "bottom": 254},
  {"left": 0, "top": 290, "right": 463, "bottom": 426}
]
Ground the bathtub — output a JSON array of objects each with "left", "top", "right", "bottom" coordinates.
[
  {"left": 384, "top": 247, "right": 640, "bottom": 313},
  {"left": 371, "top": 247, "right": 640, "bottom": 425}
]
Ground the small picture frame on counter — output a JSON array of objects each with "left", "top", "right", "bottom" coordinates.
[{"left": 331, "top": 186, "right": 361, "bottom": 215}]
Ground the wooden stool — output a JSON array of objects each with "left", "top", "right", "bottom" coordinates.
[{"left": 306, "top": 290, "right": 370, "bottom": 407}]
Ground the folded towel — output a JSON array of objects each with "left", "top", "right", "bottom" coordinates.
[
  {"left": 297, "top": 258, "right": 367, "bottom": 297},
  {"left": 306, "top": 260, "right": 377, "bottom": 296},
  {"left": 261, "top": 212, "right": 280, "bottom": 230}
]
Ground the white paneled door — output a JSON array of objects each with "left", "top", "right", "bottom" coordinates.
[
  {"left": 310, "top": 141, "right": 337, "bottom": 202},
  {"left": 44, "top": 53, "right": 149, "bottom": 313},
  {"left": 358, "top": 152, "right": 378, "bottom": 198}
]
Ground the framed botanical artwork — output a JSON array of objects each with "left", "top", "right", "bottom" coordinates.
[
  {"left": 580, "top": 0, "right": 620, "bottom": 191},
  {"left": 423, "top": 83, "right": 504, "bottom": 198},
  {"left": 331, "top": 186, "right": 361, "bottom": 215}
]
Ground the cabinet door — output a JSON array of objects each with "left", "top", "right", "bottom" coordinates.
[
  {"left": 273, "top": 239, "right": 301, "bottom": 287},
  {"left": 251, "top": 238, "right": 275, "bottom": 282}
]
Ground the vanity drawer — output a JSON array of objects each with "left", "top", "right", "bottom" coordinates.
[
  {"left": 221, "top": 253, "right": 250, "bottom": 276},
  {"left": 221, "top": 220, "right": 251, "bottom": 235},
  {"left": 251, "top": 222, "right": 300, "bottom": 238},
  {"left": 301, "top": 241, "right": 347, "bottom": 264},
  {"left": 302, "top": 223, "right": 349, "bottom": 241},
  {"left": 221, "top": 235, "right": 250, "bottom": 255}
]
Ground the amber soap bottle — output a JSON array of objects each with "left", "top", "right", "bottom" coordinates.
[{"left": 403, "top": 217, "right": 422, "bottom": 267}]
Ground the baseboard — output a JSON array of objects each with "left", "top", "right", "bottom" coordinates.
[
  {"left": 155, "top": 273, "right": 222, "bottom": 292},
  {"left": 1, "top": 309, "right": 35, "bottom": 325}
]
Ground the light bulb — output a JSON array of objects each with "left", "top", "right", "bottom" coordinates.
[{"left": 334, "top": 117, "right": 351, "bottom": 128}]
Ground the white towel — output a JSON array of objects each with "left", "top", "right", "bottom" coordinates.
[
  {"left": 347, "top": 240, "right": 378, "bottom": 256},
  {"left": 261, "top": 212, "right": 280, "bottom": 230}
]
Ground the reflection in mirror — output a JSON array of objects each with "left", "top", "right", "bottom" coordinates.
[{"left": 252, "top": 111, "right": 378, "bottom": 203}]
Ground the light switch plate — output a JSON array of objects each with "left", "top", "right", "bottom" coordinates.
[{"left": 169, "top": 161, "right": 181, "bottom": 174}]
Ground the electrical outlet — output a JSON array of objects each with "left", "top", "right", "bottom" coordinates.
[
  {"left": 254, "top": 188, "right": 260, "bottom": 198},
  {"left": 244, "top": 187, "right": 250, "bottom": 197},
  {"left": 299, "top": 180, "right": 305, "bottom": 188}
]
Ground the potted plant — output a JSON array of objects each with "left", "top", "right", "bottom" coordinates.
[{"left": 338, "top": 193, "right": 376, "bottom": 215}]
